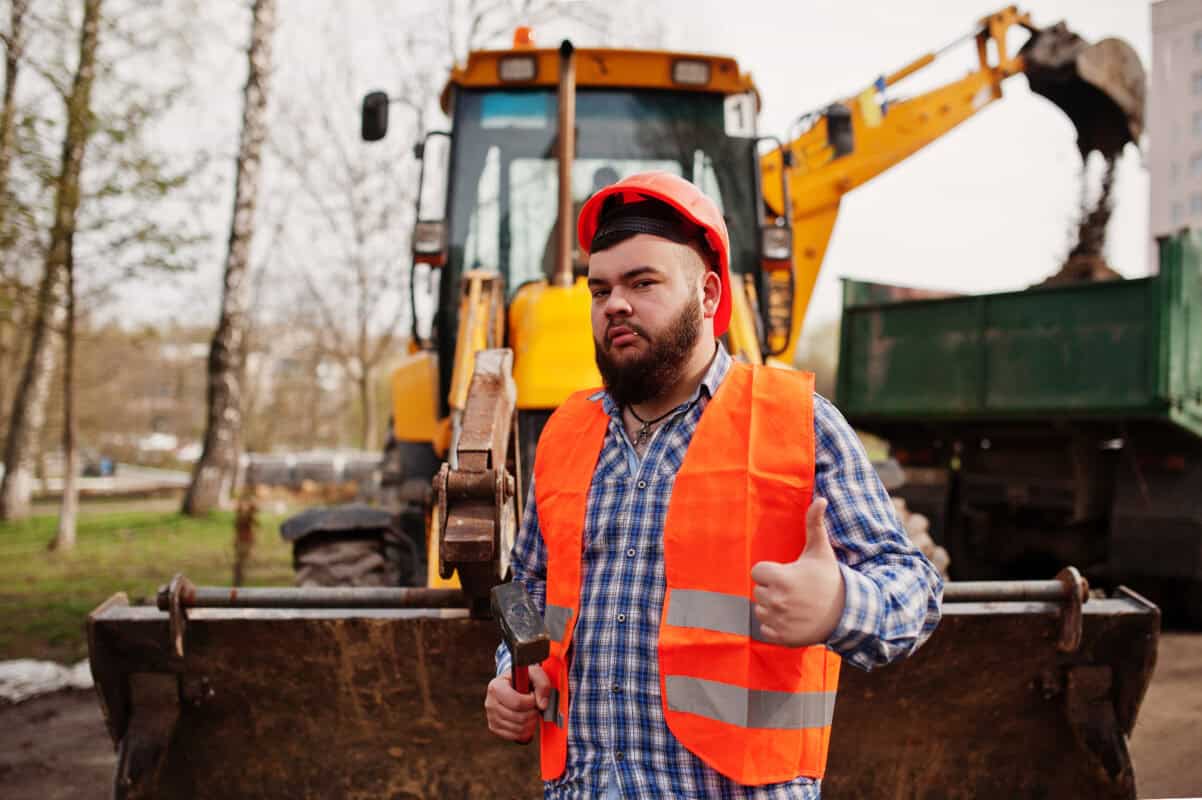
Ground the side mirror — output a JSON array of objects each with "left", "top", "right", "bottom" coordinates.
[
  {"left": 362, "top": 91, "right": 389, "bottom": 142},
  {"left": 760, "top": 223, "right": 792, "bottom": 262},
  {"left": 412, "top": 130, "right": 452, "bottom": 267},
  {"left": 413, "top": 220, "right": 447, "bottom": 265}
]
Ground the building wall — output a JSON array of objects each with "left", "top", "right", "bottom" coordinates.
[{"left": 1150, "top": 0, "right": 1202, "bottom": 265}]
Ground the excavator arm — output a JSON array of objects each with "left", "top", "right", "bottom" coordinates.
[{"left": 761, "top": 5, "right": 1144, "bottom": 362}]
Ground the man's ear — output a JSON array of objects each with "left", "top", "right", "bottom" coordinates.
[{"left": 701, "top": 269, "right": 722, "bottom": 320}]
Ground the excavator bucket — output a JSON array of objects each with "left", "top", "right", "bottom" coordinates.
[
  {"left": 1020, "top": 22, "right": 1146, "bottom": 158},
  {"left": 88, "top": 573, "right": 1159, "bottom": 798}
]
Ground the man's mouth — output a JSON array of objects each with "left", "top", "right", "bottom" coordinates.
[{"left": 608, "top": 325, "right": 640, "bottom": 348}]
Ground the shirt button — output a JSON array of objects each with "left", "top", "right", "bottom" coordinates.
[
  {"left": 636, "top": 480, "right": 647, "bottom": 489},
  {"left": 612, "top": 683, "right": 622, "bottom": 694},
  {"left": 626, "top": 548, "right": 636, "bottom": 558},
  {"left": 615, "top": 751, "right": 625, "bottom": 762},
  {"left": 617, "top": 613, "right": 626, "bottom": 623}
]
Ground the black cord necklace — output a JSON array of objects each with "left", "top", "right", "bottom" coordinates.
[{"left": 628, "top": 402, "right": 690, "bottom": 448}]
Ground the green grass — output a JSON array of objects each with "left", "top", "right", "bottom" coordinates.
[{"left": 0, "top": 502, "right": 294, "bottom": 662}]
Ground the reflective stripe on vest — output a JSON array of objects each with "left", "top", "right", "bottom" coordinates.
[
  {"left": 665, "top": 676, "right": 837, "bottom": 730},
  {"left": 544, "top": 604, "right": 573, "bottom": 643},
  {"left": 534, "top": 364, "right": 841, "bottom": 786}
]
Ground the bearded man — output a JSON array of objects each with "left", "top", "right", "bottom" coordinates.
[{"left": 485, "top": 172, "right": 943, "bottom": 799}]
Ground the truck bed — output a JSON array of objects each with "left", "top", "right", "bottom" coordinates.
[{"left": 835, "top": 231, "right": 1202, "bottom": 441}]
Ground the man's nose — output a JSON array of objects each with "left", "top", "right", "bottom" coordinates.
[{"left": 603, "top": 287, "right": 633, "bottom": 319}]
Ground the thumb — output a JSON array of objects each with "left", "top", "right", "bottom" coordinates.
[
  {"left": 750, "top": 559, "right": 792, "bottom": 586},
  {"left": 800, "top": 497, "right": 834, "bottom": 560},
  {"left": 529, "top": 664, "right": 552, "bottom": 711}
]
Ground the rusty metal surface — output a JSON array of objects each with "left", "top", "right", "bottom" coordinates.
[
  {"left": 826, "top": 592, "right": 1159, "bottom": 799},
  {"left": 491, "top": 581, "right": 550, "bottom": 666},
  {"left": 157, "top": 582, "right": 467, "bottom": 610},
  {"left": 90, "top": 601, "right": 541, "bottom": 799},
  {"left": 436, "top": 348, "right": 519, "bottom": 605},
  {"left": 88, "top": 585, "right": 1158, "bottom": 799}
]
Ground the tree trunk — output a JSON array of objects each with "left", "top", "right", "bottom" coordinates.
[
  {"left": 182, "top": 0, "right": 277, "bottom": 515},
  {"left": 0, "top": 0, "right": 29, "bottom": 461},
  {"left": 358, "top": 366, "right": 376, "bottom": 450},
  {"left": 0, "top": 0, "right": 27, "bottom": 237},
  {"left": 51, "top": 239, "right": 77, "bottom": 550},
  {"left": 0, "top": 0, "right": 28, "bottom": 243},
  {"left": 0, "top": 0, "right": 101, "bottom": 522}
]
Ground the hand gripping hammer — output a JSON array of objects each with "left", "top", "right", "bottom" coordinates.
[{"left": 490, "top": 581, "right": 551, "bottom": 694}]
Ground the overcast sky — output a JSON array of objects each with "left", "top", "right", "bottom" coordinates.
[
  {"left": 142, "top": 0, "right": 1153, "bottom": 337},
  {"left": 657, "top": 0, "right": 1152, "bottom": 332}
]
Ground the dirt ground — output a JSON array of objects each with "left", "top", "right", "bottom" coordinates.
[{"left": 1, "top": 634, "right": 1199, "bottom": 799}]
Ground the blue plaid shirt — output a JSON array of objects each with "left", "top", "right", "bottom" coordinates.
[{"left": 496, "top": 345, "right": 943, "bottom": 799}]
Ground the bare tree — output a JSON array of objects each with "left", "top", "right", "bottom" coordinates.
[
  {"left": 0, "top": 0, "right": 28, "bottom": 242},
  {"left": 183, "top": 0, "right": 277, "bottom": 515},
  {"left": 0, "top": 0, "right": 30, "bottom": 443},
  {"left": 267, "top": 10, "right": 415, "bottom": 450},
  {"left": 263, "top": 0, "right": 637, "bottom": 453},
  {"left": 0, "top": 0, "right": 102, "bottom": 522},
  {"left": 50, "top": 223, "right": 77, "bottom": 548}
]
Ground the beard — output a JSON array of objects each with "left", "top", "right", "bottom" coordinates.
[{"left": 594, "top": 297, "right": 702, "bottom": 407}]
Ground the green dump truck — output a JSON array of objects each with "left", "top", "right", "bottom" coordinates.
[{"left": 837, "top": 230, "right": 1202, "bottom": 622}]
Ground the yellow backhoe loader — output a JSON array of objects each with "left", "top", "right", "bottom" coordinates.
[{"left": 88, "top": 8, "right": 1158, "bottom": 798}]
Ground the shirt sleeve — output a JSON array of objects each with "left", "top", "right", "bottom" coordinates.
[
  {"left": 495, "top": 476, "right": 549, "bottom": 677},
  {"left": 812, "top": 394, "right": 944, "bottom": 671}
]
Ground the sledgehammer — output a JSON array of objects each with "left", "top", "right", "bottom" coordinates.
[{"left": 490, "top": 581, "right": 550, "bottom": 694}]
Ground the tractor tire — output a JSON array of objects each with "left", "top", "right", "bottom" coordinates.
[{"left": 294, "top": 534, "right": 398, "bottom": 587}]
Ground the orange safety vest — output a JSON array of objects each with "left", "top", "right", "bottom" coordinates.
[{"left": 532, "top": 362, "right": 841, "bottom": 786}]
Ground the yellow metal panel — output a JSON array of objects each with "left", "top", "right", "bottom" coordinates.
[
  {"left": 442, "top": 48, "right": 758, "bottom": 111},
  {"left": 761, "top": 69, "right": 1002, "bottom": 363},
  {"left": 508, "top": 279, "right": 601, "bottom": 408},
  {"left": 725, "top": 273, "right": 763, "bottom": 364},
  {"left": 390, "top": 350, "right": 441, "bottom": 443},
  {"left": 426, "top": 502, "right": 459, "bottom": 589}
]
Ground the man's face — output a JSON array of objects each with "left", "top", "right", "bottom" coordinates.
[{"left": 586, "top": 233, "right": 710, "bottom": 406}]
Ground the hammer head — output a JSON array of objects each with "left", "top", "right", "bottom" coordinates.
[{"left": 490, "top": 581, "right": 550, "bottom": 667}]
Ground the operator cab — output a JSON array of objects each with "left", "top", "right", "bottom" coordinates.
[{"left": 363, "top": 43, "right": 795, "bottom": 416}]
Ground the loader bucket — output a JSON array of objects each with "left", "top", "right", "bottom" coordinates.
[
  {"left": 825, "top": 585, "right": 1159, "bottom": 799},
  {"left": 88, "top": 579, "right": 1158, "bottom": 799},
  {"left": 1020, "top": 23, "right": 1146, "bottom": 158}
]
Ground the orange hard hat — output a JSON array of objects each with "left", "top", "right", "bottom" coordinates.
[{"left": 577, "top": 171, "right": 732, "bottom": 337}]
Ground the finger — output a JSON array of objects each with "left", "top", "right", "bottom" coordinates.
[
  {"left": 489, "top": 702, "right": 538, "bottom": 728},
  {"left": 758, "top": 622, "right": 781, "bottom": 643},
  {"left": 801, "top": 497, "right": 834, "bottom": 560},
  {"left": 750, "top": 560, "right": 787, "bottom": 586},
  {"left": 492, "top": 677, "right": 537, "bottom": 712},
  {"left": 529, "top": 664, "right": 552, "bottom": 711},
  {"left": 491, "top": 715, "right": 534, "bottom": 741},
  {"left": 752, "top": 584, "right": 774, "bottom": 606},
  {"left": 753, "top": 603, "right": 772, "bottom": 625},
  {"left": 496, "top": 708, "right": 540, "bottom": 739}
]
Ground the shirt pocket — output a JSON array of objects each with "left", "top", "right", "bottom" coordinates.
[{"left": 583, "top": 477, "right": 631, "bottom": 552}]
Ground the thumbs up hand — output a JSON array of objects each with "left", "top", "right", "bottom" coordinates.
[{"left": 750, "top": 497, "right": 846, "bottom": 647}]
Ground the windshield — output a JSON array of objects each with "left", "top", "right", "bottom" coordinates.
[{"left": 447, "top": 88, "right": 759, "bottom": 297}]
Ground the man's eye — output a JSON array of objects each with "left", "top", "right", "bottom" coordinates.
[
  {"left": 591, "top": 289, "right": 609, "bottom": 299},
  {"left": 634, "top": 280, "right": 654, "bottom": 289}
]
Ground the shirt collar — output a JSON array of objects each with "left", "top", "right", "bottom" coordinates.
[{"left": 597, "top": 342, "right": 732, "bottom": 419}]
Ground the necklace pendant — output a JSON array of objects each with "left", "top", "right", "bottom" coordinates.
[{"left": 635, "top": 423, "right": 650, "bottom": 447}]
